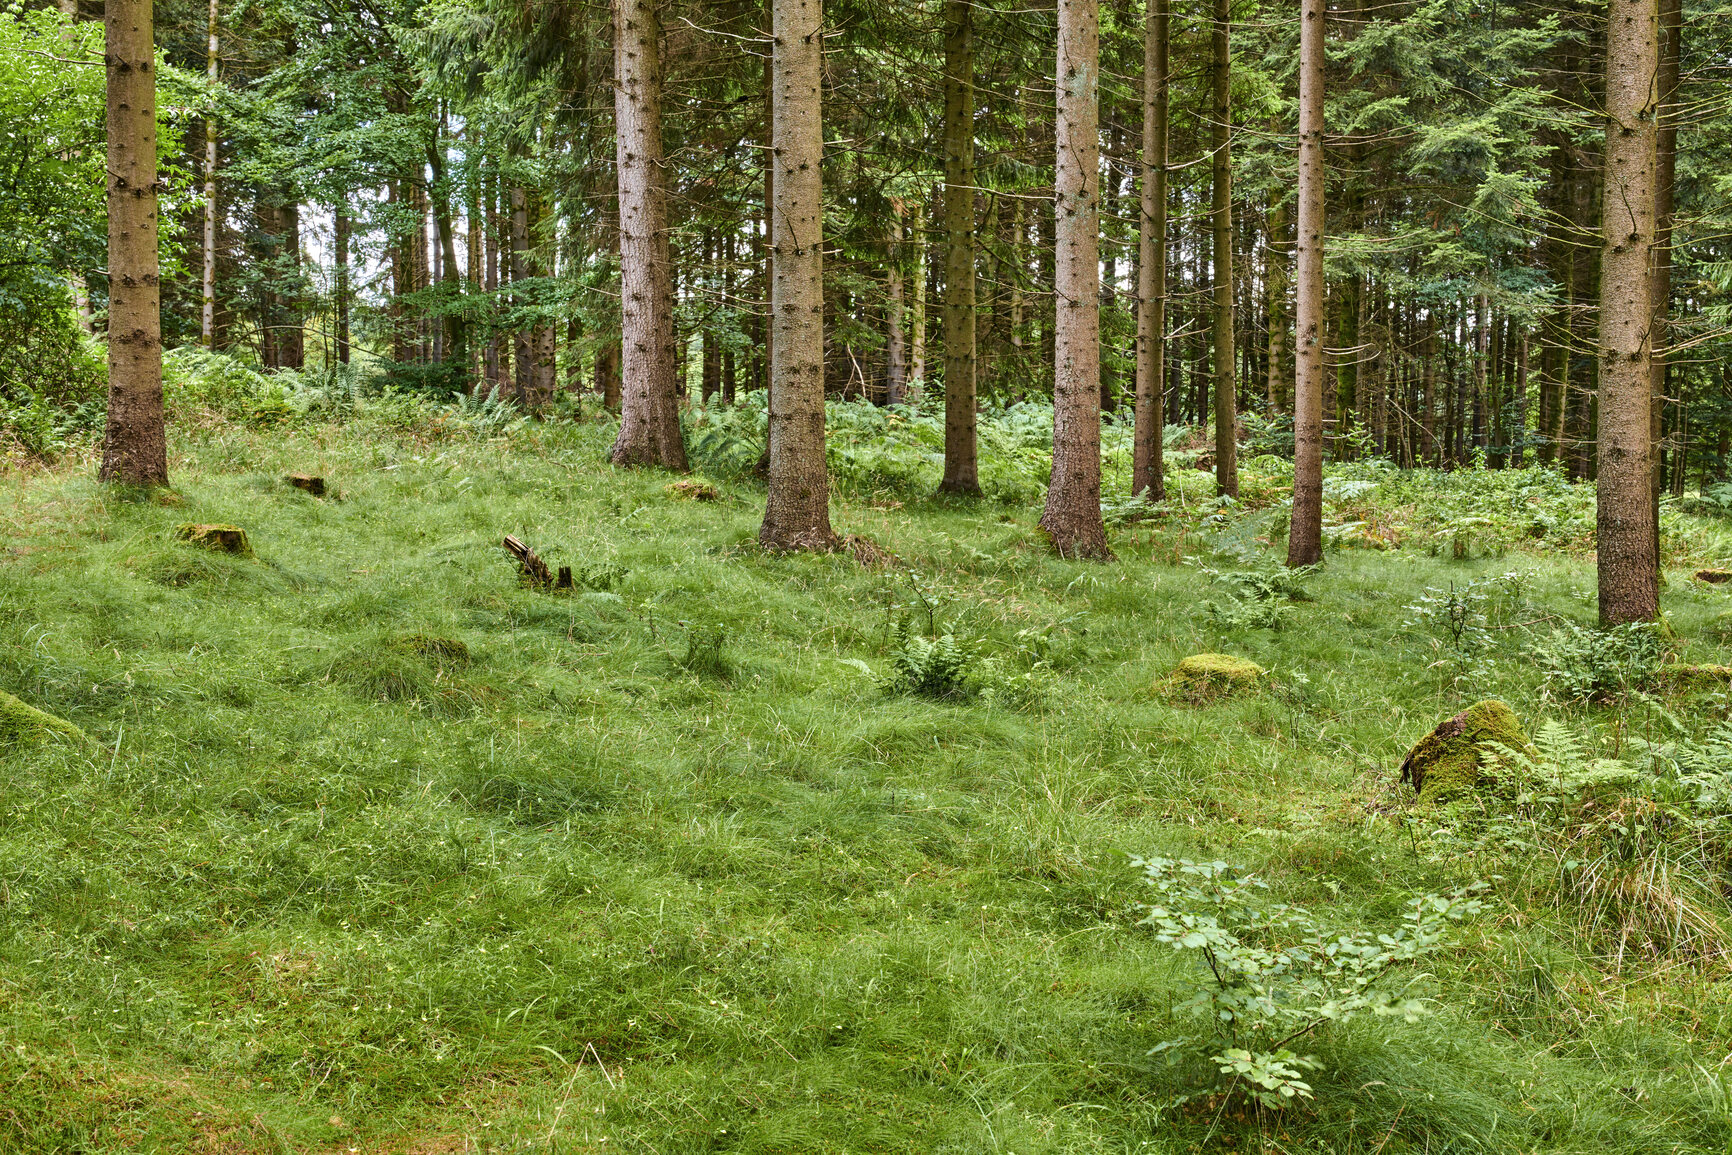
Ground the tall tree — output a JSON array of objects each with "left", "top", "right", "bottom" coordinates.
[
  {"left": 885, "top": 197, "right": 907, "bottom": 404},
  {"left": 1596, "top": 0, "right": 1660, "bottom": 624},
  {"left": 610, "top": 0, "right": 687, "bottom": 467},
  {"left": 939, "top": 0, "right": 979, "bottom": 494},
  {"left": 1132, "top": 0, "right": 1167, "bottom": 500},
  {"left": 1287, "top": 0, "right": 1325, "bottom": 567},
  {"left": 201, "top": 0, "right": 217, "bottom": 348},
  {"left": 1040, "top": 0, "right": 1110, "bottom": 558},
  {"left": 99, "top": 0, "right": 167, "bottom": 486},
  {"left": 1209, "top": 0, "right": 1238, "bottom": 497},
  {"left": 760, "top": 0, "right": 839, "bottom": 550}
]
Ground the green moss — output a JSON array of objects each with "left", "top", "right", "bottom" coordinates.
[
  {"left": 174, "top": 523, "right": 253, "bottom": 556},
  {"left": 1400, "top": 699, "right": 1531, "bottom": 803},
  {"left": 0, "top": 689, "right": 91, "bottom": 747},
  {"left": 1159, "top": 653, "right": 1265, "bottom": 702},
  {"left": 390, "top": 634, "right": 472, "bottom": 670}
]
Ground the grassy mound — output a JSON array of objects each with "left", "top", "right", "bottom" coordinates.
[{"left": 0, "top": 688, "right": 91, "bottom": 747}]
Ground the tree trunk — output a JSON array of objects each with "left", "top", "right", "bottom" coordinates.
[
  {"left": 759, "top": 0, "right": 839, "bottom": 550},
  {"left": 610, "top": 0, "right": 686, "bottom": 465},
  {"left": 1132, "top": 0, "right": 1167, "bottom": 499},
  {"left": 940, "top": 0, "right": 980, "bottom": 494},
  {"left": 1210, "top": 0, "right": 1238, "bottom": 497},
  {"left": 910, "top": 198, "right": 927, "bottom": 391},
  {"left": 1287, "top": 0, "right": 1325, "bottom": 567},
  {"left": 1264, "top": 195, "right": 1287, "bottom": 413},
  {"left": 99, "top": 0, "right": 167, "bottom": 486},
  {"left": 427, "top": 139, "right": 465, "bottom": 378},
  {"left": 510, "top": 185, "right": 532, "bottom": 403},
  {"left": 1596, "top": 0, "right": 1659, "bottom": 625},
  {"left": 1650, "top": 0, "right": 1679, "bottom": 573},
  {"left": 885, "top": 198, "right": 907, "bottom": 405},
  {"left": 335, "top": 203, "right": 351, "bottom": 365},
  {"left": 1040, "top": 0, "right": 1110, "bottom": 559},
  {"left": 201, "top": 0, "right": 217, "bottom": 347},
  {"left": 483, "top": 169, "right": 501, "bottom": 390}
]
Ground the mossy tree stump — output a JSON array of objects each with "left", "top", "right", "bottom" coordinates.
[
  {"left": 0, "top": 690, "right": 92, "bottom": 747},
  {"left": 175, "top": 524, "right": 253, "bottom": 556},
  {"left": 1158, "top": 653, "right": 1265, "bottom": 702},
  {"left": 1399, "top": 699, "right": 1532, "bottom": 803}
]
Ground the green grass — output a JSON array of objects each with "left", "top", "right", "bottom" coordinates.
[{"left": 5, "top": 412, "right": 1732, "bottom": 1153}]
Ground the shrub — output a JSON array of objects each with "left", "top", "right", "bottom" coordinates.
[
  {"left": 1530, "top": 622, "right": 1664, "bottom": 704},
  {"left": 1133, "top": 857, "right": 1483, "bottom": 1109}
]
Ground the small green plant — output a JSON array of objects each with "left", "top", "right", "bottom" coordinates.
[
  {"left": 1405, "top": 581, "right": 1492, "bottom": 656},
  {"left": 1132, "top": 857, "right": 1483, "bottom": 1109},
  {"left": 677, "top": 623, "right": 731, "bottom": 679},
  {"left": 1530, "top": 621, "right": 1664, "bottom": 704},
  {"left": 880, "top": 627, "right": 973, "bottom": 699}
]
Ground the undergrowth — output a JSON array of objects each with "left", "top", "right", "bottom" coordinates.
[{"left": 4, "top": 383, "right": 1732, "bottom": 1151}]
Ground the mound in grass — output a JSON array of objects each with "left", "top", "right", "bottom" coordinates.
[
  {"left": 390, "top": 633, "right": 472, "bottom": 670},
  {"left": 0, "top": 689, "right": 91, "bottom": 747},
  {"left": 1399, "top": 699, "right": 1532, "bottom": 804},
  {"left": 665, "top": 479, "right": 720, "bottom": 501},
  {"left": 174, "top": 523, "right": 252, "bottom": 556},
  {"left": 1654, "top": 664, "right": 1732, "bottom": 691},
  {"left": 1158, "top": 653, "right": 1264, "bottom": 702}
]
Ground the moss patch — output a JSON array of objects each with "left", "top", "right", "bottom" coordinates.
[
  {"left": 174, "top": 523, "right": 253, "bottom": 556},
  {"left": 665, "top": 479, "right": 720, "bottom": 502},
  {"left": 0, "top": 689, "right": 92, "bottom": 747},
  {"left": 1654, "top": 664, "right": 1732, "bottom": 691},
  {"left": 1399, "top": 699, "right": 1531, "bottom": 803},
  {"left": 1158, "top": 653, "right": 1265, "bottom": 702}
]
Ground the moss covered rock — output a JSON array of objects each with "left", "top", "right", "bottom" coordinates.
[
  {"left": 1158, "top": 653, "right": 1265, "bottom": 702},
  {"left": 0, "top": 690, "right": 91, "bottom": 747},
  {"left": 1399, "top": 699, "right": 1531, "bottom": 803},
  {"left": 665, "top": 479, "right": 719, "bottom": 502},
  {"left": 175, "top": 523, "right": 252, "bottom": 556}
]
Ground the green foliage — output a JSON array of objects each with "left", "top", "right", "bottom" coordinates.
[
  {"left": 875, "top": 626, "right": 974, "bottom": 700},
  {"left": 1134, "top": 857, "right": 1484, "bottom": 1109},
  {"left": 1531, "top": 622, "right": 1666, "bottom": 704}
]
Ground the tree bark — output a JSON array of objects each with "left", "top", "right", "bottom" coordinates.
[
  {"left": 1264, "top": 195, "right": 1287, "bottom": 413},
  {"left": 510, "top": 184, "right": 532, "bottom": 403},
  {"left": 1040, "top": 0, "right": 1111, "bottom": 559},
  {"left": 886, "top": 197, "right": 907, "bottom": 404},
  {"left": 201, "top": 0, "right": 217, "bottom": 348},
  {"left": 610, "top": 0, "right": 687, "bottom": 466},
  {"left": 940, "top": 0, "right": 980, "bottom": 494},
  {"left": 1596, "top": 0, "right": 1660, "bottom": 625},
  {"left": 1210, "top": 0, "right": 1238, "bottom": 497},
  {"left": 1132, "top": 0, "right": 1167, "bottom": 499},
  {"left": 1650, "top": 0, "right": 1679, "bottom": 574},
  {"left": 1287, "top": 0, "right": 1326, "bottom": 567},
  {"left": 335, "top": 202, "right": 351, "bottom": 365},
  {"left": 100, "top": 0, "right": 167, "bottom": 486},
  {"left": 759, "top": 0, "right": 839, "bottom": 550},
  {"left": 910, "top": 198, "right": 927, "bottom": 390}
]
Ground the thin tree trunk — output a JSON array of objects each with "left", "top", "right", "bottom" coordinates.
[
  {"left": 1288, "top": 0, "right": 1325, "bottom": 567},
  {"left": 1132, "top": 0, "right": 1167, "bottom": 499},
  {"left": 510, "top": 185, "right": 532, "bottom": 403},
  {"left": 1040, "top": 0, "right": 1110, "bottom": 558},
  {"left": 427, "top": 137, "right": 465, "bottom": 377},
  {"left": 201, "top": 0, "right": 217, "bottom": 347},
  {"left": 885, "top": 198, "right": 907, "bottom": 405},
  {"left": 910, "top": 198, "right": 927, "bottom": 391},
  {"left": 609, "top": 0, "right": 685, "bottom": 464},
  {"left": 1210, "top": 0, "right": 1238, "bottom": 497},
  {"left": 99, "top": 0, "right": 167, "bottom": 486},
  {"left": 483, "top": 169, "right": 501, "bottom": 390},
  {"left": 1650, "top": 0, "right": 1680, "bottom": 573},
  {"left": 759, "top": 0, "right": 838, "bottom": 550},
  {"left": 335, "top": 203, "right": 351, "bottom": 365},
  {"left": 1265, "top": 196, "right": 1287, "bottom": 413},
  {"left": 1596, "top": 0, "right": 1660, "bottom": 625},
  {"left": 940, "top": 0, "right": 980, "bottom": 494}
]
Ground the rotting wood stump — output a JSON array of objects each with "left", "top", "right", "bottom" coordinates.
[
  {"left": 502, "top": 535, "right": 574, "bottom": 590},
  {"left": 1696, "top": 569, "right": 1732, "bottom": 584},
  {"left": 286, "top": 474, "right": 327, "bottom": 497},
  {"left": 175, "top": 523, "right": 253, "bottom": 556}
]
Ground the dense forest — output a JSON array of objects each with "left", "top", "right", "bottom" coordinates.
[{"left": 7, "top": 0, "right": 1732, "bottom": 1149}]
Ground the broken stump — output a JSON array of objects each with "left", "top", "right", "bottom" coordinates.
[
  {"left": 286, "top": 474, "right": 327, "bottom": 497},
  {"left": 175, "top": 524, "right": 253, "bottom": 556}
]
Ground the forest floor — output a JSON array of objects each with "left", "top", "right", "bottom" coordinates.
[{"left": 7, "top": 409, "right": 1732, "bottom": 1153}]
